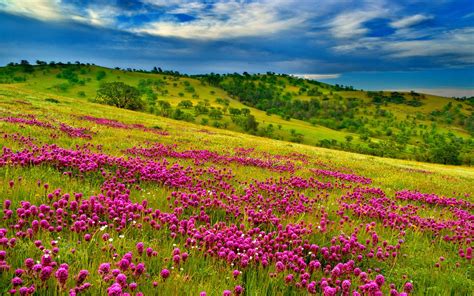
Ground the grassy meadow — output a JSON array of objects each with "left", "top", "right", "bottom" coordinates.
[{"left": 0, "top": 77, "right": 473, "bottom": 296}]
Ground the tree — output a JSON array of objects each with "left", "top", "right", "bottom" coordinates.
[
  {"left": 157, "top": 100, "right": 171, "bottom": 109},
  {"left": 229, "top": 108, "right": 241, "bottom": 116},
  {"left": 178, "top": 100, "right": 193, "bottom": 108},
  {"left": 429, "top": 141, "right": 461, "bottom": 165},
  {"left": 194, "top": 102, "right": 209, "bottom": 115},
  {"left": 96, "top": 70, "right": 106, "bottom": 81},
  {"left": 243, "top": 114, "right": 258, "bottom": 131},
  {"left": 172, "top": 108, "right": 184, "bottom": 120},
  {"left": 20, "top": 60, "right": 34, "bottom": 73},
  {"left": 209, "top": 109, "right": 223, "bottom": 120},
  {"left": 95, "top": 82, "right": 143, "bottom": 110}
]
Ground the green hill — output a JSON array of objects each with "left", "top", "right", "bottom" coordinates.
[{"left": 1, "top": 61, "right": 472, "bottom": 164}]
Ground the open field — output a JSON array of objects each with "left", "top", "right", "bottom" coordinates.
[{"left": 0, "top": 83, "right": 473, "bottom": 295}]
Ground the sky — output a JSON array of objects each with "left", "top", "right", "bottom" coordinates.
[{"left": 0, "top": 0, "right": 473, "bottom": 97}]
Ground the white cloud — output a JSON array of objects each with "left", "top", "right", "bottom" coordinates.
[
  {"left": 333, "top": 27, "right": 474, "bottom": 65},
  {"left": 329, "top": 11, "right": 373, "bottom": 39},
  {"left": 0, "top": 0, "right": 121, "bottom": 27},
  {"left": 167, "top": 2, "right": 206, "bottom": 15},
  {"left": 0, "top": 0, "right": 64, "bottom": 20},
  {"left": 291, "top": 73, "right": 340, "bottom": 80},
  {"left": 386, "top": 28, "right": 474, "bottom": 60},
  {"left": 71, "top": 6, "right": 120, "bottom": 27},
  {"left": 390, "top": 14, "right": 433, "bottom": 29},
  {"left": 327, "top": 1, "right": 390, "bottom": 39},
  {"left": 132, "top": 0, "right": 308, "bottom": 39},
  {"left": 332, "top": 36, "right": 382, "bottom": 52}
]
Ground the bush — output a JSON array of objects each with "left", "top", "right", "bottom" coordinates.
[
  {"left": 95, "top": 82, "right": 144, "bottom": 110},
  {"left": 53, "top": 83, "right": 70, "bottom": 92},
  {"left": 45, "top": 98, "right": 59, "bottom": 103}
]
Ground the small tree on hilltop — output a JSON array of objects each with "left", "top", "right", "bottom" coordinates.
[{"left": 96, "top": 82, "right": 143, "bottom": 110}]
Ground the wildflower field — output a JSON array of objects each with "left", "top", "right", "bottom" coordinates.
[{"left": 0, "top": 87, "right": 473, "bottom": 295}]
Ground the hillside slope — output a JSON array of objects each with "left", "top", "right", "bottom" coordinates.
[
  {"left": 0, "top": 62, "right": 472, "bottom": 165},
  {"left": 0, "top": 79, "right": 473, "bottom": 295}
]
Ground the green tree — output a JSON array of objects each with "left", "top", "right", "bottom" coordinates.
[
  {"left": 209, "top": 109, "right": 223, "bottom": 120},
  {"left": 178, "top": 100, "right": 193, "bottom": 108},
  {"left": 20, "top": 60, "right": 34, "bottom": 73},
  {"left": 96, "top": 70, "right": 106, "bottom": 81},
  {"left": 95, "top": 82, "right": 143, "bottom": 110}
]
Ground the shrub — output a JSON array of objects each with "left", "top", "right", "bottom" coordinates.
[{"left": 45, "top": 98, "right": 59, "bottom": 103}]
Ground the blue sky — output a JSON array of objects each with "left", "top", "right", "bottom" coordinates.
[{"left": 0, "top": 0, "right": 473, "bottom": 96}]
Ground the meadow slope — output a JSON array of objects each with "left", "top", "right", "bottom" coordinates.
[
  {"left": 0, "top": 84, "right": 473, "bottom": 295},
  {"left": 1, "top": 63, "right": 472, "bottom": 165}
]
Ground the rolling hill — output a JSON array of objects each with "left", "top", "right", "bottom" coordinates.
[{"left": 0, "top": 61, "right": 472, "bottom": 165}]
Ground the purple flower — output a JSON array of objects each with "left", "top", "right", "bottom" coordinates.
[
  {"left": 404, "top": 282, "right": 413, "bottom": 293},
  {"left": 172, "top": 254, "right": 181, "bottom": 265},
  {"left": 234, "top": 285, "right": 243, "bottom": 295},
  {"left": 118, "top": 258, "right": 130, "bottom": 271},
  {"left": 11, "top": 277, "right": 23, "bottom": 287},
  {"left": 99, "top": 263, "right": 111, "bottom": 275},
  {"left": 275, "top": 261, "right": 285, "bottom": 272},
  {"left": 107, "top": 283, "right": 122, "bottom": 296},
  {"left": 78, "top": 282, "right": 91, "bottom": 291},
  {"left": 40, "top": 254, "right": 52, "bottom": 266},
  {"left": 135, "top": 263, "right": 145, "bottom": 276},
  {"left": 136, "top": 242, "right": 144, "bottom": 254},
  {"left": 375, "top": 274, "right": 385, "bottom": 287},
  {"left": 116, "top": 273, "right": 127, "bottom": 287},
  {"left": 160, "top": 268, "right": 170, "bottom": 279},
  {"left": 55, "top": 267, "right": 69, "bottom": 286},
  {"left": 181, "top": 252, "right": 189, "bottom": 262},
  {"left": 342, "top": 280, "right": 351, "bottom": 291},
  {"left": 24, "top": 258, "right": 34, "bottom": 270},
  {"left": 18, "top": 287, "right": 29, "bottom": 296},
  {"left": 76, "top": 270, "right": 89, "bottom": 285},
  {"left": 40, "top": 266, "right": 53, "bottom": 281}
]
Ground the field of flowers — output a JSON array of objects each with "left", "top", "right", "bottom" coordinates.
[{"left": 0, "top": 88, "right": 473, "bottom": 295}]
